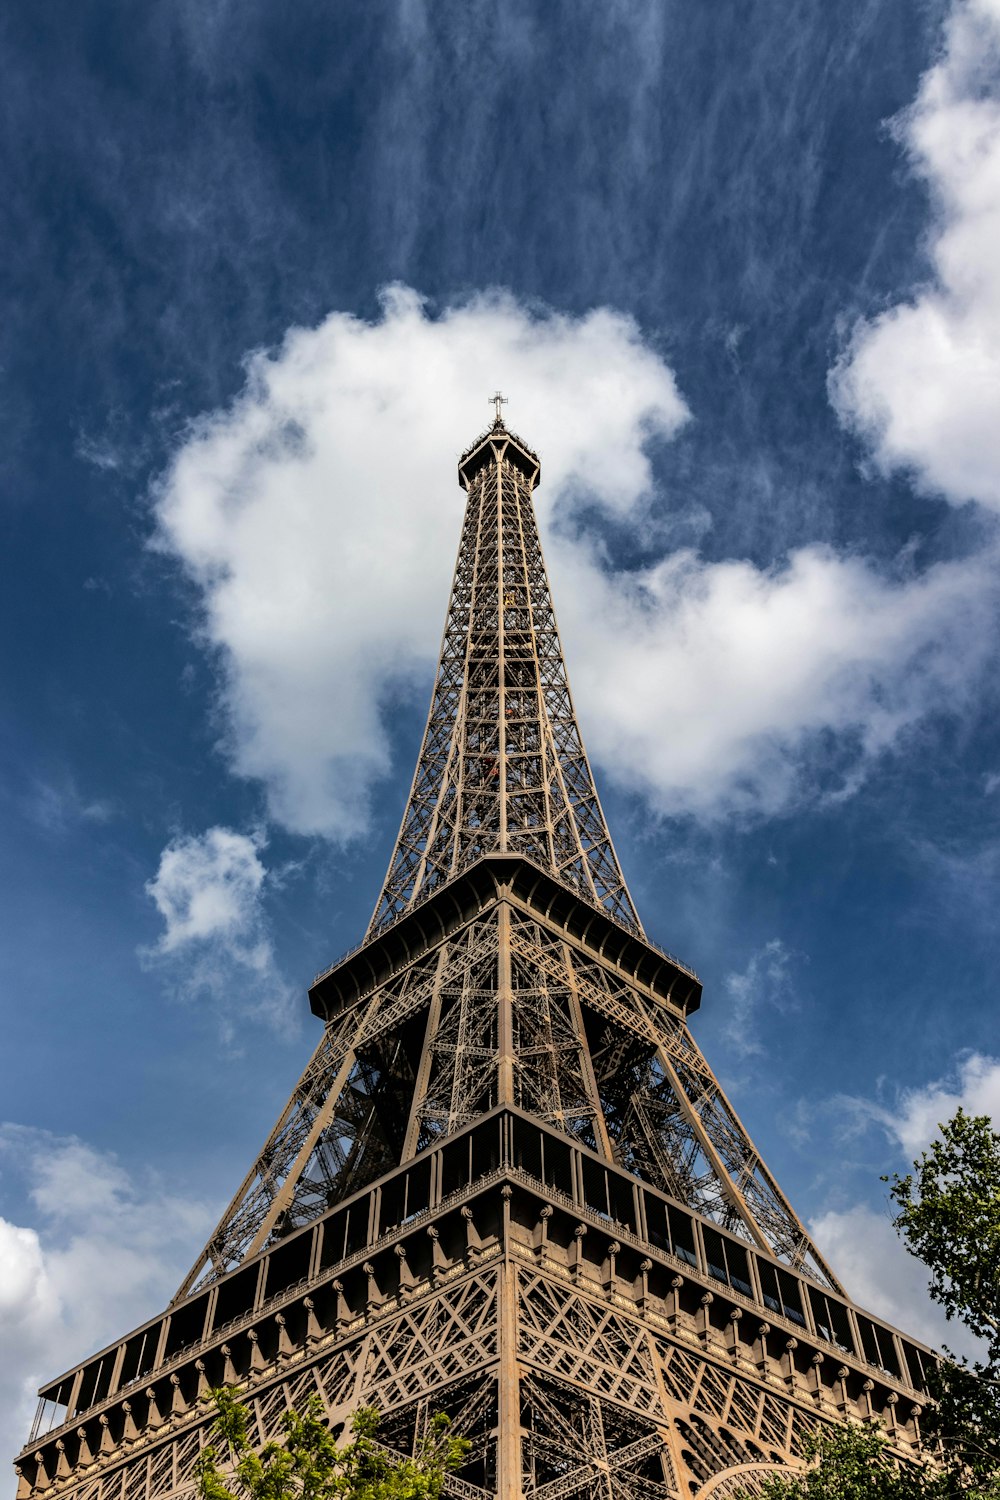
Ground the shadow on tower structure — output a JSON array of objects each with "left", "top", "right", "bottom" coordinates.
[{"left": 16, "top": 409, "right": 938, "bottom": 1500}]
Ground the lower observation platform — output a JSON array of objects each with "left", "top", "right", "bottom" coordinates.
[{"left": 22, "top": 1106, "right": 934, "bottom": 1500}]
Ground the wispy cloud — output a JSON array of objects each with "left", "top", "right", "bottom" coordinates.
[
  {"left": 21, "top": 778, "right": 114, "bottom": 836},
  {"left": 141, "top": 826, "right": 293, "bottom": 1039},
  {"left": 0, "top": 1126, "right": 211, "bottom": 1475},
  {"left": 916, "top": 832, "right": 1000, "bottom": 930},
  {"left": 841, "top": 1050, "right": 1000, "bottom": 1161},
  {"left": 75, "top": 431, "right": 128, "bottom": 474},
  {"left": 719, "top": 938, "right": 797, "bottom": 1061}
]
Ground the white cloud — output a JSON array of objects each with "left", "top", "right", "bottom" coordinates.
[
  {"left": 812, "top": 1052, "right": 1000, "bottom": 1356},
  {"left": 146, "top": 826, "right": 267, "bottom": 954},
  {"left": 0, "top": 1126, "right": 211, "bottom": 1483},
  {"left": 142, "top": 826, "right": 292, "bottom": 1035},
  {"left": 152, "top": 286, "right": 687, "bottom": 840},
  {"left": 152, "top": 287, "right": 997, "bottom": 838},
  {"left": 831, "top": 0, "right": 1000, "bottom": 510},
  {"left": 810, "top": 1203, "right": 982, "bottom": 1359},
  {"left": 554, "top": 536, "right": 995, "bottom": 819},
  {"left": 865, "top": 1050, "right": 1000, "bottom": 1161}
]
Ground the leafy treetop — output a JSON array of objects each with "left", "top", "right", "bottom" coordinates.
[
  {"left": 886, "top": 1107, "right": 1000, "bottom": 1349},
  {"left": 196, "top": 1387, "right": 469, "bottom": 1500},
  {"left": 740, "top": 1108, "right": 1000, "bottom": 1499},
  {"left": 744, "top": 1423, "right": 950, "bottom": 1500}
]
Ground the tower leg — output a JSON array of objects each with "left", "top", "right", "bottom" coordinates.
[{"left": 497, "top": 1240, "right": 523, "bottom": 1497}]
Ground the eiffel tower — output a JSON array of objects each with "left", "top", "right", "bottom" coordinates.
[{"left": 17, "top": 402, "right": 936, "bottom": 1500}]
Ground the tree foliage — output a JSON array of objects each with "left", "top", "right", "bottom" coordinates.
[
  {"left": 748, "top": 1423, "right": 945, "bottom": 1500},
  {"left": 887, "top": 1108, "right": 1000, "bottom": 1496},
  {"left": 887, "top": 1107, "right": 1000, "bottom": 1348},
  {"left": 738, "top": 1107, "right": 1000, "bottom": 1500},
  {"left": 196, "top": 1387, "right": 469, "bottom": 1500},
  {"left": 197, "top": 1109, "right": 1000, "bottom": 1500}
]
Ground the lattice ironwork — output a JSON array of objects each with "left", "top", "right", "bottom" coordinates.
[
  {"left": 178, "top": 894, "right": 838, "bottom": 1297},
  {"left": 519, "top": 1373, "right": 675, "bottom": 1498},
  {"left": 173, "top": 413, "right": 836, "bottom": 1294},
  {"left": 19, "top": 411, "right": 933, "bottom": 1500},
  {"left": 368, "top": 419, "right": 641, "bottom": 939},
  {"left": 177, "top": 946, "right": 453, "bottom": 1294},
  {"left": 522, "top": 925, "right": 839, "bottom": 1288},
  {"left": 18, "top": 1183, "right": 929, "bottom": 1500}
]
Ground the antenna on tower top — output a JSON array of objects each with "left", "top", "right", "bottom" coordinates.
[{"left": 489, "top": 391, "right": 508, "bottom": 424}]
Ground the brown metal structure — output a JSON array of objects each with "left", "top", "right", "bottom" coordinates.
[{"left": 16, "top": 409, "right": 935, "bottom": 1499}]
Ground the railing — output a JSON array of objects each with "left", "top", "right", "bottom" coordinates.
[
  {"left": 26, "top": 1154, "right": 924, "bottom": 1464},
  {"left": 22, "top": 1169, "right": 509, "bottom": 1455}
]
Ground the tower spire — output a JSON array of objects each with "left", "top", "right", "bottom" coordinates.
[{"left": 369, "top": 411, "right": 642, "bottom": 939}]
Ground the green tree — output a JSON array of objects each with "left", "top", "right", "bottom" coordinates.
[
  {"left": 888, "top": 1108, "right": 1000, "bottom": 1348},
  {"left": 888, "top": 1107, "right": 1000, "bottom": 1497},
  {"left": 749, "top": 1423, "right": 945, "bottom": 1500},
  {"left": 196, "top": 1386, "right": 469, "bottom": 1500},
  {"left": 736, "top": 1107, "right": 1000, "bottom": 1500}
]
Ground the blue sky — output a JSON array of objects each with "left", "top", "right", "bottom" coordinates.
[{"left": 4, "top": 0, "right": 1000, "bottom": 1463}]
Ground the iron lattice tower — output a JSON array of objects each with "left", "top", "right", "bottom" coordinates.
[{"left": 18, "top": 409, "right": 935, "bottom": 1500}]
